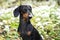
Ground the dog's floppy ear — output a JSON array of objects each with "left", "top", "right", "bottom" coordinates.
[{"left": 13, "top": 6, "right": 20, "bottom": 17}]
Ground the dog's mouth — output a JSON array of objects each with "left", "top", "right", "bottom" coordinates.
[{"left": 21, "top": 9, "right": 33, "bottom": 19}]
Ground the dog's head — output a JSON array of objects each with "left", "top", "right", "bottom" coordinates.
[{"left": 13, "top": 5, "right": 33, "bottom": 18}]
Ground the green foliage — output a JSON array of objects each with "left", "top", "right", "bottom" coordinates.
[
  {"left": 0, "top": 0, "right": 60, "bottom": 40},
  {"left": 31, "top": 5, "right": 60, "bottom": 40}
]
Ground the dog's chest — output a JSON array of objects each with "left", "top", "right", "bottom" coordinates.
[{"left": 20, "top": 19, "right": 28, "bottom": 31}]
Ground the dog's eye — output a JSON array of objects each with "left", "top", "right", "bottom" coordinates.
[{"left": 28, "top": 7, "right": 32, "bottom": 12}]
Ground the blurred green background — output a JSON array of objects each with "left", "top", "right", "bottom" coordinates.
[{"left": 0, "top": 0, "right": 60, "bottom": 40}]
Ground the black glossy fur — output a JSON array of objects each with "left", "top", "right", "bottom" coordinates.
[{"left": 13, "top": 5, "right": 43, "bottom": 40}]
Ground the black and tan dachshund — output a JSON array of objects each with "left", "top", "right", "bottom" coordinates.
[{"left": 13, "top": 5, "right": 43, "bottom": 40}]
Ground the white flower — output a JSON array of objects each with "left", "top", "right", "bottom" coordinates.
[
  {"left": 4, "top": 25, "right": 10, "bottom": 32},
  {"left": 57, "top": 16, "right": 60, "bottom": 19},
  {"left": 11, "top": 18, "right": 16, "bottom": 21},
  {"left": 43, "top": 22, "right": 52, "bottom": 25},
  {"left": 41, "top": 13, "right": 49, "bottom": 18},
  {"left": 0, "top": 22, "right": 3, "bottom": 25},
  {"left": 36, "top": 22, "right": 44, "bottom": 29},
  {"left": 55, "top": 11, "right": 60, "bottom": 16},
  {"left": 35, "top": 18, "right": 40, "bottom": 22},
  {"left": 36, "top": 22, "right": 42, "bottom": 26},
  {"left": 3, "top": 20, "right": 7, "bottom": 23}
]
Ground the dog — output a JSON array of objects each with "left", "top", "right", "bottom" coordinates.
[{"left": 13, "top": 5, "right": 43, "bottom": 40}]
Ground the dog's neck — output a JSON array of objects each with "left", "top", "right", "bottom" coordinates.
[
  {"left": 23, "top": 18, "right": 27, "bottom": 22},
  {"left": 20, "top": 17, "right": 29, "bottom": 22}
]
